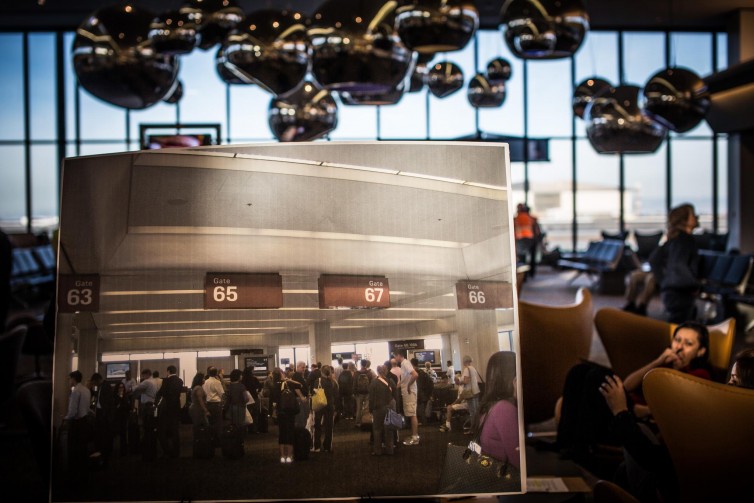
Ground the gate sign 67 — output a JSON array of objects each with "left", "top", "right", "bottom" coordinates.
[{"left": 58, "top": 275, "right": 100, "bottom": 313}]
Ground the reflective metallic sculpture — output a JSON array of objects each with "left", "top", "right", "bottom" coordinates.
[
  {"left": 73, "top": 4, "right": 180, "bottom": 109},
  {"left": 308, "top": 0, "right": 414, "bottom": 94},
  {"left": 408, "top": 63, "right": 428, "bottom": 93},
  {"left": 586, "top": 85, "right": 667, "bottom": 154},
  {"left": 148, "top": 6, "right": 202, "bottom": 55},
  {"left": 339, "top": 82, "right": 406, "bottom": 105},
  {"left": 395, "top": 0, "right": 479, "bottom": 54},
  {"left": 643, "top": 67, "right": 709, "bottom": 133},
  {"left": 467, "top": 73, "right": 505, "bottom": 108},
  {"left": 500, "top": 0, "right": 589, "bottom": 59},
  {"left": 215, "top": 43, "right": 247, "bottom": 84},
  {"left": 162, "top": 80, "right": 184, "bottom": 103},
  {"left": 224, "top": 10, "right": 309, "bottom": 96},
  {"left": 486, "top": 57, "right": 512, "bottom": 82},
  {"left": 189, "top": 0, "right": 244, "bottom": 50},
  {"left": 573, "top": 77, "right": 612, "bottom": 119},
  {"left": 427, "top": 61, "right": 464, "bottom": 98},
  {"left": 269, "top": 81, "right": 338, "bottom": 141}
]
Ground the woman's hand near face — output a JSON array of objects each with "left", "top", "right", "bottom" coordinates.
[
  {"left": 656, "top": 347, "right": 681, "bottom": 367},
  {"left": 599, "top": 374, "right": 629, "bottom": 416}
]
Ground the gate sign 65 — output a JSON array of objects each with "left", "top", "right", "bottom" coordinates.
[
  {"left": 204, "top": 273, "right": 283, "bottom": 309},
  {"left": 455, "top": 280, "right": 513, "bottom": 310},
  {"left": 58, "top": 275, "right": 100, "bottom": 313}
]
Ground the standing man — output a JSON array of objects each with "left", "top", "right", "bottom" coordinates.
[
  {"left": 155, "top": 365, "right": 183, "bottom": 458},
  {"left": 132, "top": 368, "right": 159, "bottom": 460},
  {"left": 514, "top": 203, "right": 542, "bottom": 277},
  {"left": 64, "top": 370, "right": 91, "bottom": 483},
  {"left": 203, "top": 367, "right": 225, "bottom": 447},
  {"left": 354, "top": 360, "right": 372, "bottom": 427},
  {"left": 445, "top": 360, "right": 455, "bottom": 383},
  {"left": 395, "top": 352, "right": 420, "bottom": 446},
  {"left": 459, "top": 355, "right": 482, "bottom": 431}
]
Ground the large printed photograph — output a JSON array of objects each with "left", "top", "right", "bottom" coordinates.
[{"left": 50, "top": 141, "right": 524, "bottom": 501}]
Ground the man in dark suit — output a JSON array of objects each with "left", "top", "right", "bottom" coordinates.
[
  {"left": 90, "top": 373, "right": 114, "bottom": 466},
  {"left": 155, "top": 365, "right": 184, "bottom": 458}
]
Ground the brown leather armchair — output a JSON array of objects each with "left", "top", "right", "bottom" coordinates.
[
  {"left": 593, "top": 480, "right": 640, "bottom": 503},
  {"left": 519, "top": 287, "right": 593, "bottom": 426},
  {"left": 643, "top": 368, "right": 754, "bottom": 503}
]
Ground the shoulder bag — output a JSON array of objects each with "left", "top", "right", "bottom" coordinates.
[{"left": 312, "top": 378, "right": 328, "bottom": 412}]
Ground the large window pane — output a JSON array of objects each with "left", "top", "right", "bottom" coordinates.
[
  {"left": 178, "top": 49, "right": 228, "bottom": 138},
  {"left": 576, "top": 140, "right": 620, "bottom": 250},
  {"left": 624, "top": 144, "right": 667, "bottom": 243},
  {"left": 428, "top": 40, "right": 475, "bottom": 138},
  {"left": 671, "top": 139, "right": 714, "bottom": 230},
  {"left": 130, "top": 97, "right": 180, "bottom": 144},
  {"left": 229, "top": 84, "right": 276, "bottom": 142},
  {"left": 670, "top": 33, "right": 713, "bottom": 136},
  {"left": 79, "top": 91, "right": 126, "bottom": 140},
  {"left": 64, "top": 32, "right": 77, "bottom": 142},
  {"left": 528, "top": 59, "right": 572, "bottom": 137},
  {"left": 0, "top": 146, "right": 26, "bottom": 227},
  {"left": 526, "top": 140, "right": 574, "bottom": 250},
  {"left": 329, "top": 99, "right": 377, "bottom": 139},
  {"left": 30, "top": 33, "right": 57, "bottom": 141},
  {"left": 623, "top": 32, "right": 665, "bottom": 89},
  {"left": 716, "top": 33, "right": 727, "bottom": 71},
  {"left": 717, "top": 136, "right": 728, "bottom": 233},
  {"left": 379, "top": 88, "right": 428, "bottom": 139},
  {"left": 0, "top": 34, "right": 24, "bottom": 140},
  {"left": 31, "top": 145, "right": 59, "bottom": 230},
  {"left": 477, "top": 30, "right": 524, "bottom": 136},
  {"left": 79, "top": 142, "right": 129, "bottom": 157}
]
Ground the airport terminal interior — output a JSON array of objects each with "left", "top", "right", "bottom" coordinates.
[{"left": 1, "top": 1, "right": 754, "bottom": 502}]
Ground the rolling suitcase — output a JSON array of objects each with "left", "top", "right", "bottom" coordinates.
[
  {"left": 293, "top": 427, "right": 311, "bottom": 461},
  {"left": 360, "top": 410, "right": 373, "bottom": 431},
  {"left": 193, "top": 424, "right": 214, "bottom": 459},
  {"left": 221, "top": 424, "right": 244, "bottom": 459}
]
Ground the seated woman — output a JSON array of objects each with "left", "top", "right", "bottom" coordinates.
[
  {"left": 473, "top": 351, "right": 520, "bottom": 470},
  {"left": 557, "top": 321, "right": 711, "bottom": 465},
  {"left": 728, "top": 348, "right": 754, "bottom": 389}
]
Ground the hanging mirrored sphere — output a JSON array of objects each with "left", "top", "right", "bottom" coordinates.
[
  {"left": 394, "top": 0, "right": 479, "bottom": 54},
  {"left": 408, "top": 64, "right": 428, "bottom": 93},
  {"left": 486, "top": 57, "right": 512, "bottom": 82},
  {"left": 269, "top": 81, "right": 338, "bottom": 142},
  {"left": 73, "top": 4, "right": 180, "bottom": 109},
  {"left": 215, "top": 43, "right": 247, "bottom": 84},
  {"left": 189, "top": 0, "right": 244, "bottom": 50},
  {"left": 224, "top": 10, "right": 309, "bottom": 96},
  {"left": 148, "top": 6, "right": 202, "bottom": 55},
  {"left": 309, "top": 0, "right": 414, "bottom": 94},
  {"left": 586, "top": 85, "right": 667, "bottom": 154},
  {"left": 643, "top": 67, "right": 709, "bottom": 133},
  {"left": 427, "top": 61, "right": 464, "bottom": 98},
  {"left": 573, "top": 77, "right": 612, "bottom": 119},
  {"left": 417, "top": 52, "right": 435, "bottom": 65},
  {"left": 500, "top": 0, "right": 589, "bottom": 59},
  {"left": 339, "top": 82, "right": 406, "bottom": 106},
  {"left": 467, "top": 73, "right": 506, "bottom": 108},
  {"left": 162, "top": 80, "right": 184, "bottom": 103}
]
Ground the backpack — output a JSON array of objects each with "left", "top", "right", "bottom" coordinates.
[
  {"left": 279, "top": 382, "right": 300, "bottom": 415},
  {"left": 356, "top": 372, "right": 370, "bottom": 395},
  {"left": 337, "top": 371, "right": 353, "bottom": 394},
  {"left": 418, "top": 370, "right": 434, "bottom": 397}
]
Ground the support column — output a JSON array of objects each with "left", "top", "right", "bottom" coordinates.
[
  {"left": 454, "top": 310, "right": 500, "bottom": 377},
  {"left": 77, "top": 328, "right": 99, "bottom": 382},
  {"left": 727, "top": 9, "right": 754, "bottom": 253},
  {"left": 308, "top": 321, "right": 332, "bottom": 367}
]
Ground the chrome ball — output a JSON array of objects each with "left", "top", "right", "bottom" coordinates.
[
  {"left": 500, "top": 0, "right": 589, "bottom": 60},
  {"left": 224, "top": 10, "right": 309, "bottom": 96},
  {"left": 427, "top": 61, "right": 464, "bottom": 98},
  {"left": 467, "top": 73, "right": 506, "bottom": 108},
  {"left": 309, "top": 0, "right": 414, "bottom": 94},
  {"left": 73, "top": 4, "right": 179, "bottom": 109},
  {"left": 586, "top": 85, "right": 668, "bottom": 154},
  {"left": 486, "top": 57, "right": 513, "bottom": 82},
  {"left": 148, "top": 6, "right": 201, "bottom": 55},
  {"left": 215, "top": 43, "right": 247, "bottom": 84},
  {"left": 162, "top": 80, "right": 184, "bottom": 103},
  {"left": 643, "top": 67, "right": 709, "bottom": 133},
  {"left": 394, "top": 0, "right": 479, "bottom": 54},
  {"left": 269, "top": 81, "right": 338, "bottom": 142},
  {"left": 573, "top": 77, "right": 612, "bottom": 119},
  {"left": 188, "top": 0, "right": 244, "bottom": 50}
]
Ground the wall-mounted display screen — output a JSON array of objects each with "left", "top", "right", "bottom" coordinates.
[
  {"left": 105, "top": 362, "right": 130, "bottom": 380},
  {"left": 414, "top": 350, "right": 436, "bottom": 364}
]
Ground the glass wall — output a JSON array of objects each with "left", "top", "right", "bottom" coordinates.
[{"left": 0, "top": 28, "right": 727, "bottom": 249}]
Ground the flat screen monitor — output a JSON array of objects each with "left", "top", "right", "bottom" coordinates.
[
  {"left": 414, "top": 350, "right": 436, "bottom": 364},
  {"left": 139, "top": 123, "right": 221, "bottom": 150},
  {"left": 245, "top": 356, "right": 268, "bottom": 372},
  {"left": 105, "top": 362, "right": 130, "bottom": 380}
]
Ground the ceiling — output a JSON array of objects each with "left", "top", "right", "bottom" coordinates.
[
  {"left": 2, "top": 0, "right": 753, "bottom": 31},
  {"left": 58, "top": 142, "right": 515, "bottom": 353}
]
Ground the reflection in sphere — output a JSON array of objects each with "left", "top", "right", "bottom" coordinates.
[
  {"left": 162, "top": 80, "right": 184, "bottom": 103},
  {"left": 500, "top": 0, "right": 589, "bottom": 59},
  {"left": 73, "top": 4, "right": 179, "bottom": 109},
  {"left": 586, "top": 85, "right": 667, "bottom": 154},
  {"left": 643, "top": 67, "right": 709, "bottom": 133},
  {"left": 269, "top": 81, "right": 338, "bottom": 142},
  {"left": 215, "top": 43, "right": 248, "bottom": 84},
  {"left": 573, "top": 77, "right": 612, "bottom": 119},
  {"left": 224, "top": 10, "right": 309, "bottom": 96},
  {"left": 395, "top": 0, "right": 479, "bottom": 54},
  {"left": 467, "top": 73, "right": 506, "bottom": 108},
  {"left": 339, "top": 82, "right": 406, "bottom": 106},
  {"left": 149, "top": 6, "right": 202, "bottom": 55},
  {"left": 188, "top": 0, "right": 244, "bottom": 50},
  {"left": 427, "top": 61, "right": 464, "bottom": 98},
  {"left": 408, "top": 64, "right": 428, "bottom": 93},
  {"left": 486, "top": 57, "right": 512, "bottom": 82},
  {"left": 308, "top": 0, "right": 414, "bottom": 94}
]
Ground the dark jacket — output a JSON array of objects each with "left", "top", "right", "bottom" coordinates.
[
  {"left": 368, "top": 377, "right": 395, "bottom": 412},
  {"left": 155, "top": 374, "right": 184, "bottom": 415},
  {"left": 650, "top": 232, "right": 699, "bottom": 290}
]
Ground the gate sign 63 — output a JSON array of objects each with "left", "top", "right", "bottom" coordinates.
[{"left": 58, "top": 275, "right": 100, "bottom": 313}]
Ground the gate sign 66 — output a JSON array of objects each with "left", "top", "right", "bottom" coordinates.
[
  {"left": 455, "top": 280, "right": 514, "bottom": 310},
  {"left": 58, "top": 274, "right": 100, "bottom": 313}
]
